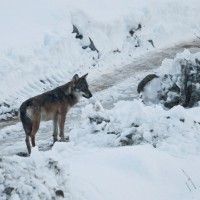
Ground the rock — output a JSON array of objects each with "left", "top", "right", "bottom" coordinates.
[
  {"left": 137, "top": 74, "right": 159, "bottom": 93},
  {"left": 55, "top": 190, "right": 64, "bottom": 198},
  {"left": 164, "top": 96, "right": 180, "bottom": 109},
  {"left": 168, "top": 83, "right": 180, "bottom": 93},
  {"left": 179, "top": 60, "right": 190, "bottom": 106},
  {"left": 129, "top": 24, "right": 142, "bottom": 37},
  {"left": 88, "top": 37, "right": 99, "bottom": 53},
  {"left": 3, "top": 187, "right": 14, "bottom": 196},
  {"left": 137, "top": 58, "right": 200, "bottom": 108},
  {"left": 89, "top": 116, "right": 110, "bottom": 125},
  {"left": 129, "top": 29, "right": 135, "bottom": 37},
  {"left": 148, "top": 40, "right": 155, "bottom": 48},
  {"left": 72, "top": 25, "right": 98, "bottom": 53},
  {"left": 82, "top": 37, "right": 99, "bottom": 54},
  {"left": 72, "top": 25, "right": 83, "bottom": 39}
]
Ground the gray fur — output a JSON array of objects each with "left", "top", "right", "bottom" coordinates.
[{"left": 20, "top": 73, "right": 92, "bottom": 154}]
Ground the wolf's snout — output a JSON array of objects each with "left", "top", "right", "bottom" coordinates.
[{"left": 83, "top": 91, "right": 92, "bottom": 98}]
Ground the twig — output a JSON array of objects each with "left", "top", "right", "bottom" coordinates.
[
  {"left": 186, "top": 182, "right": 191, "bottom": 192},
  {"left": 182, "top": 169, "right": 196, "bottom": 190}
]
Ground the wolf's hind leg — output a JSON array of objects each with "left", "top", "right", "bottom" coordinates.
[
  {"left": 23, "top": 122, "right": 32, "bottom": 154},
  {"left": 25, "top": 135, "right": 31, "bottom": 154},
  {"left": 30, "top": 120, "right": 40, "bottom": 148}
]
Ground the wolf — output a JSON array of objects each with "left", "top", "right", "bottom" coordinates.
[{"left": 19, "top": 73, "right": 92, "bottom": 154}]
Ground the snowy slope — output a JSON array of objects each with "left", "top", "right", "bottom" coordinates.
[{"left": 1, "top": 0, "right": 200, "bottom": 119}]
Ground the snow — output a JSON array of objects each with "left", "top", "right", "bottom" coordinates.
[
  {"left": 1, "top": 0, "right": 200, "bottom": 118},
  {"left": 158, "top": 50, "right": 200, "bottom": 76},
  {"left": 1, "top": 97, "right": 200, "bottom": 199},
  {"left": 1, "top": 0, "right": 200, "bottom": 199},
  {"left": 68, "top": 145, "right": 200, "bottom": 200},
  {"left": 1, "top": 144, "right": 200, "bottom": 200},
  {"left": 141, "top": 50, "right": 200, "bottom": 106},
  {"left": 68, "top": 99, "right": 200, "bottom": 156}
]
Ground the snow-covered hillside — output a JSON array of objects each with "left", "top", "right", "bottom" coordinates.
[
  {"left": 1, "top": 0, "right": 200, "bottom": 119},
  {"left": 1, "top": 0, "right": 200, "bottom": 200}
]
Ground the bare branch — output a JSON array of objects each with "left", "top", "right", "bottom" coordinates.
[
  {"left": 186, "top": 182, "right": 191, "bottom": 192},
  {"left": 182, "top": 169, "right": 196, "bottom": 190}
]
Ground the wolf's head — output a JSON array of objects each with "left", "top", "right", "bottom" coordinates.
[{"left": 72, "top": 73, "right": 92, "bottom": 99}]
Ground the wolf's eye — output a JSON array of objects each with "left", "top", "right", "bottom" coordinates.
[{"left": 79, "top": 85, "right": 86, "bottom": 90}]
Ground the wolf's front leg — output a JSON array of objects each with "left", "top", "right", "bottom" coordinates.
[
  {"left": 53, "top": 115, "right": 58, "bottom": 143},
  {"left": 59, "top": 113, "right": 66, "bottom": 142}
]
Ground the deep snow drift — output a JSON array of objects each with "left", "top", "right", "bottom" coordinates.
[
  {"left": 1, "top": 145, "right": 200, "bottom": 200},
  {"left": 1, "top": 99, "right": 200, "bottom": 199},
  {"left": 1, "top": 78, "right": 200, "bottom": 199}
]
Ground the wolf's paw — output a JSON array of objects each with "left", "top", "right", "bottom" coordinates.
[{"left": 16, "top": 152, "right": 29, "bottom": 157}]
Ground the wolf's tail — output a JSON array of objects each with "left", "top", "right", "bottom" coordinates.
[{"left": 19, "top": 102, "right": 32, "bottom": 135}]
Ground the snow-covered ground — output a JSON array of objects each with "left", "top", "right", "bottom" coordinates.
[
  {"left": 1, "top": 144, "right": 200, "bottom": 200},
  {"left": 1, "top": 0, "right": 200, "bottom": 199},
  {"left": 1, "top": 97, "right": 200, "bottom": 199}
]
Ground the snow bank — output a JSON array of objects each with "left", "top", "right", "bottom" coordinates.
[
  {"left": 0, "top": 145, "right": 71, "bottom": 200},
  {"left": 1, "top": 0, "right": 200, "bottom": 119},
  {"left": 1, "top": 98, "right": 200, "bottom": 157},
  {"left": 67, "top": 99, "right": 200, "bottom": 156},
  {"left": 157, "top": 50, "right": 200, "bottom": 76},
  {"left": 139, "top": 50, "right": 200, "bottom": 108},
  {"left": 1, "top": 97, "right": 200, "bottom": 199},
  {"left": 1, "top": 144, "right": 200, "bottom": 200}
]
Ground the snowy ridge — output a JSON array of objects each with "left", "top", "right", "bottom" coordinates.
[
  {"left": 0, "top": 145, "right": 71, "bottom": 200},
  {"left": 68, "top": 100, "right": 200, "bottom": 156},
  {"left": 157, "top": 50, "right": 200, "bottom": 76},
  {"left": 2, "top": 98, "right": 200, "bottom": 157},
  {"left": 1, "top": 0, "right": 200, "bottom": 119},
  {"left": 141, "top": 50, "right": 200, "bottom": 107},
  {"left": 0, "top": 33, "right": 98, "bottom": 120},
  {"left": 0, "top": 17, "right": 146, "bottom": 120}
]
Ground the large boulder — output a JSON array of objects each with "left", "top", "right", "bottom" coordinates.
[{"left": 138, "top": 58, "right": 200, "bottom": 108}]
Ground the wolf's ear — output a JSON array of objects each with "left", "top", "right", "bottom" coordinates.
[
  {"left": 72, "top": 74, "right": 79, "bottom": 82},
  {"left": 82, "top": 73, "right": 88, "bottom": 79}
]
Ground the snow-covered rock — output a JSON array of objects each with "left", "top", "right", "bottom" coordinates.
[{"left": 138, "top": 50, "right": 200, "bottom": 108}]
